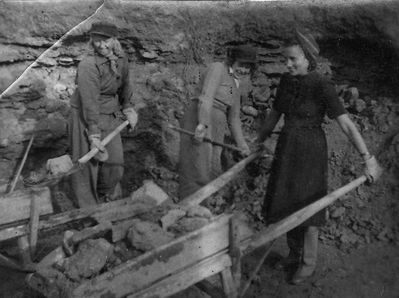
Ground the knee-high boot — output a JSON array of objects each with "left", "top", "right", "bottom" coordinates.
[
  {"left": 291, "top": 226, "right": 318, "bottom": 284},
  {"left": 275, "top": 227, "right": 304, "bottom": 270}
]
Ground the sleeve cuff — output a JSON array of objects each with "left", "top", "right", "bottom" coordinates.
[{"left": 88, "top": 125, "right": 100, "bottom": 136}]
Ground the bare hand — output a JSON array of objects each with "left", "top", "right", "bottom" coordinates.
[
  {"left": 123, "top": 107, "right": 138, "bottom": 130},
  {"left": 89, "top": 135, "right": 105, "bottom": 152},
  {"left": 238, "top": 143, "right": 251, "bottom": 156},
  {"left": 364, "top": 155, "right": 383, "bottom": 183},
  {"left": 194, "top": 124, "right": 207, "bottom": 142},
  {"left": 89, "top": 135, "right": 108, "bottom": 162}
]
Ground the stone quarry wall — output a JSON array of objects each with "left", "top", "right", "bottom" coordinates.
[{"left": 0, "top": 0, "right": 398, "bottom": 247}]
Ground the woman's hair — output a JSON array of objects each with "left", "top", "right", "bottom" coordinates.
[
  {"left": 287, "top": 43, "right": 318, "bottom": 71},
  {"left": 90, "top": 37, "right": 124, "bottom": 74},
  {"left": 288, "top": 30, "right": 321, "bottom": 71}
]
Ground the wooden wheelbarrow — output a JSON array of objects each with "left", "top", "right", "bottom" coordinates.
[{"left": 26, "top": 151, "right": 370, "bottom": 297}]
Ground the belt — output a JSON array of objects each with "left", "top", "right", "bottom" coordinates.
[
  {"left": 284, "top": 120, "right": 322, "bottom": 130},
  {"left": 212, "top": 98, "right": 228, "bottom": 113}
]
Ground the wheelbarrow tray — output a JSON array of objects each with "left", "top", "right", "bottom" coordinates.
[{"left": 27, "top": 214, "right": 254, "bottom": 298}]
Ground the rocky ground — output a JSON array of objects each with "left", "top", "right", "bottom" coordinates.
[{"left": 0, "top": 0, "right": 398, "bottom": 297}]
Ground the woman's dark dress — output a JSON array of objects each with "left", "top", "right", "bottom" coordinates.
[{"left": 262, "top": 71, "right": 346, "bottom": 227}]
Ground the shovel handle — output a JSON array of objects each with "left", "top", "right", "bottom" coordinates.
[
  {"left": 168, "top": 124, "right": 243, "bottom": 153},
  {"left": 78, "top": 120, "right": 129, "bottom": 164}
]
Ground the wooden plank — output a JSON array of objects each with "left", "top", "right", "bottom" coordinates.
[
  {"left": 127, "top": 252, "right": 231, "bottom": 298},
  {"left": 220, "top": 268, "right": 237, "bottom": 298},
  {"left": 180, "top": 152, "right": 262, "bottom": 207},
  {"left": 229, "top": 217, "right": 241, "bottom": 285},
  {"left": 0, "top": 187, "right": 52, "bottom": 225},
  {"left": 29, "top": 194, "right": 40, "bottom": 258},
  {"left": 72, "top": 214, "right": 233, "bottom": 298},
  {"left": 0, "top": 197, "right": 154, "bottom": 241},
  {"left": 0, "top": 252, "right": 24, "bottom": 271},
  {"left": 242, "top": 176, "right": 367, "bottom": 254},
  {"left": 17, "top": 235, "right": 32, "bottom": 266}
]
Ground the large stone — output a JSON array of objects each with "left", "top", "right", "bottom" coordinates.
[
  {"left": 62, "top": 238, "right": 113, "bottom": 282},
  {"left": 127, "top": 219, "right": 175, "bottom": 251},
  {"left": 161, "top": 208, "right": 187, "bottom": 230},
  {"left": 176, "top": 217, "right": 210, "bottom": 233},
  {"left": 130, "top": 180, "right": 170, "bottom": 205},
  {"left": 185, "top": 205, "right": 213, "bottom": 219}
]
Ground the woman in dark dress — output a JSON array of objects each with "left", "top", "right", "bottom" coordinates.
[{"left": 257, "top": 31, "right": 382, "bottom": 284}]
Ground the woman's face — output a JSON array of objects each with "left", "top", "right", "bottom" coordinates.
[
  {"left": 284, "top": 45, "right": 309, "bottom": 76},
  {"left": 91, "top": 35, "right": 114, "bottom": 57},
  {"left": 232, "top": 61, "right": 252, "bottom": 80}
]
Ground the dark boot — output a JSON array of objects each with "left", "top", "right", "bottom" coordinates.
[
  {"left": 290, "top": 226, "right": 318, "bottom": 285},
  {"left": 275, "top": 227, "right": 304, "bottom": 270}
]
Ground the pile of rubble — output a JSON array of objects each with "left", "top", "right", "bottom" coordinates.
[{"left": 33, "top": 180, "right": 216, "bottom": 293}]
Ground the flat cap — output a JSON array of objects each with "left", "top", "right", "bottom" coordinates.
[
  {"left": 228, "top": 45, "right": 257, "bottom": 64},
  {"left": 89, "top": 21, "right": 118, "bottom": 38}
]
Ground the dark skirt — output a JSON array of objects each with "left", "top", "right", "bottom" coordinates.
[{"left": 262, "top": 125, "right": 328, "bottom": 227}]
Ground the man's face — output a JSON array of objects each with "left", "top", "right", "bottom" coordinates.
[
  {"left": 91, "top": 35, "right": 113, "bottom": 57},
  {"left": 284, "top": 45, "right": 309, "bottom": 76}
]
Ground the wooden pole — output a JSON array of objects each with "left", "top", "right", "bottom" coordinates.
[
  {"left": 239, "top": 240, "right": 276, "bottom": 298},
  {"left": 8, "top": 134, "right": 35, "bottom": 193},
  {"left": 242, "top": 175, "right": 367, "bottom": 254},
  {"left": 78, "top": 120, "right": 129, "bottom": 164},
  {"left": 29, "top": 195, "right": 40, "bottom": 259},
  {"left": 168, "top": 124, "right": 244, "bottom": 153},
  {"left": 180, "top": 151, "right": 264, "bottom": 207}
]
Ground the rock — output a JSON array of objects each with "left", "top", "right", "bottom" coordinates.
[
  {"left": 0, "top": 45, "right": 24, "bottom": 63},
  {"left": 336, "top": 84, "right": 349, "bottom": 96},
  {"left": 354, "top": 99, "right": 366, "bottom": 113},
  {"left": 253, "top": 85, "right": 271, "bottom": 103},
  {"left": 141, "top": 50, "right": 158, "bottom": 59},
  {"left": 58, "top": 57, "right": 74, "bottom": 66},
  {"left": 160, "top": 208, "right": 187, "bottom": 230},
  {"left": 241, "top": 105, "right": 259, "bottom": 117},
  {"left": 130, "top": 180, "right": 170, "bottom": 205},
  {"left": 343, "top": 87, "right": 359, "bottom": 104},
  {"left": 127, "top": 219, "right": 175, "bottom": 251},
  {"left": 176, "top": 217, "right": 210, "bottom": 233},
  {"left": 185, "top": 205, "right": 213, "bottom": 219},
  {"left": 259, "top": 64, "right": 287, "bottom": 75},
  {"left": 36, "top": 57, "right": 57, "bottom": 67},
  {"left": 331, "top": 207, "right": 346, "bottom": 218},
  {"left": 62, "top": 238, "right": 113, "bottom": 282}
]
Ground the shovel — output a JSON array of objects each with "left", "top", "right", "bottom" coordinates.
[
  {"left": 168, "top": 124, "right": 245, "bottom": 154},
  {"left": 25, "top": 120, "right": 129, "bottom": 187}
]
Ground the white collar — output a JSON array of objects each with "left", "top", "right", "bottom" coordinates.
[{"left": 229, "top": 67, "right": 239, "bottom": 88}]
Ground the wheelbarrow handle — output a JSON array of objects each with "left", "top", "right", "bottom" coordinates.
[{"left": 78, "top": 120, "right": 130, "bottom": 164}]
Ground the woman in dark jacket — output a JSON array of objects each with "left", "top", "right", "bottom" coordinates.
[
  {"left": 178, "top": 45, "right": 257, "bottom": 199},
  {"left": 69, "top": 21, "right": 138, "bottom": 207},
  {"left": 257, "top": 30, "right": 382, "bottom": 284}
]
